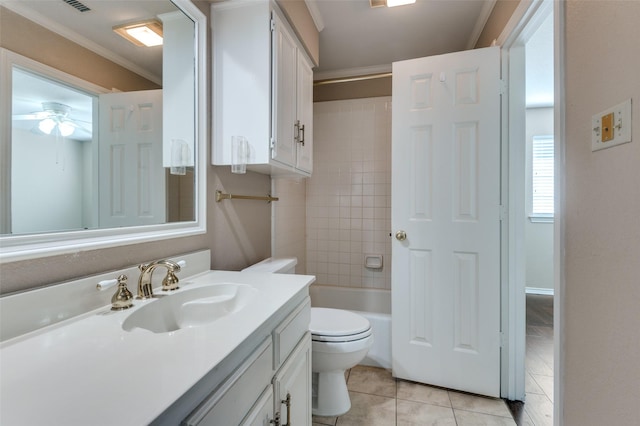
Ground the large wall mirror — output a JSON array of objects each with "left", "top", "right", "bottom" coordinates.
[{"left": 0, "top": 0, "right": 206, "bottom": 262}]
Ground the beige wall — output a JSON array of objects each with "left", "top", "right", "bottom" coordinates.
[
  {"left": 0, "top": 2, "right": 272, "bottom": 295},
  {"left": 475, "top": 0, "right": 521, "bottom": 48},
  {"left": 272, "top": 177, "right": 307, "bottom": 274},
  {"left": 313, "top": 76, "right": 391, "bottom": 102},
  {"left": 209, "top": 167, "right": 272, "bottom": 271},
  {"left": 563, "top": 2, "right": 640, "bottom": 424},
  {"left": 276, "top": 0, "right": 319, "bottom": 66}
]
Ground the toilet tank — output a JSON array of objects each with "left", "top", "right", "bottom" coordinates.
[{"left": 241, "top": 257, "right": 297, "bottom": 274}]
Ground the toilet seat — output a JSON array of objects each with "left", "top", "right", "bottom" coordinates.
[{"left": 310, "top": 308, "right": 372, "bottom": 343}]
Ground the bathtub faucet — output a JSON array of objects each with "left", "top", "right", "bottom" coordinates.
[{"left": 137, "top": 259, "right": 182, "bottom": 299}]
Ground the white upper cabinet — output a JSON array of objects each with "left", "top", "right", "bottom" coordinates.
[
  {"left": 212, "top": 0, "right": 314, "bottom": 177},
  {"left": 295, "top": 45, "right": 314, "bottom": 173}
]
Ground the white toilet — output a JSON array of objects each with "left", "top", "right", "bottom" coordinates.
[{"left": 242, "top": 257, "right": 373, "bottom": 417}]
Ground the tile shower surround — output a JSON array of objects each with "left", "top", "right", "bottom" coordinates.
[{"left": 306, "top": 97, "right": 392, "bottom": 290}]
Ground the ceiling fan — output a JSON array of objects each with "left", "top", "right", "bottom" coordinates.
[{"left": 13, "top": 102, "right": 91, "bottom": 137}]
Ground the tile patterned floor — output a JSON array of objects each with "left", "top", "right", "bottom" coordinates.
[{"left": 312, "top": 365, "right": 516, "bottom": 426}]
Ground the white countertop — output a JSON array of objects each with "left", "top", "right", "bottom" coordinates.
[{"left": 0, "top": 270, "right": 313, "bottom": 426}]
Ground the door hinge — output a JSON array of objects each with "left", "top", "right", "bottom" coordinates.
[
  {"left": 499, "top": 79, "right": 508, "bottom": 95},
  {"left": 500, "top": 331, "right": 507, "bottom": 348},
  {"left": 270, "top": 137, "right": 276, "bottom": 149},
  {"left": 270, "top": 17, "right": 276, "bottom": 32},
  {"left": 499, "top": 205, "right": 507, "bottom": 221}
]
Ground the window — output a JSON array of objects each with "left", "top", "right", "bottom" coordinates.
[{"left": 531, "top": 135, "right": 554, "bottom": 221}]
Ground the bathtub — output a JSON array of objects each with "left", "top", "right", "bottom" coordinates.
[{"left": 309, "top": 284, "right": 392, "bottom": 369}]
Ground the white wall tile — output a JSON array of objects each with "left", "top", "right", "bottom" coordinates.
[{"left": 307, "top": 97, "right": 392, "bottom": 289}]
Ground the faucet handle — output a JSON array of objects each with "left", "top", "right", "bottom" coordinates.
[
  {"left": 162, "top": 270, "right": 180, "bottom": 292},
  {"left": 97, "top": 278, "right": 118, "bottom": 291},
  {"left": 161, "top": 260, "right": 183, "bottom": 292},
  {"left": 111, "top": 275, "right": 134, "bottom": 311}
]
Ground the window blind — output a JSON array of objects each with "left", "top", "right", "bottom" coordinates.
[{"left": 532, "top": 136, "right": 554, "bottom": 216}]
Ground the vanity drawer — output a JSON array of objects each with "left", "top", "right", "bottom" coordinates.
[
  {"left": 273, "top": 297, "right": 310, "bottom": 369},
  {"left": 183, "top": 338, "right": 273, "bottom": 426}
]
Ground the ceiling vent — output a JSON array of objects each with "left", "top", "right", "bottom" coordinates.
[{"left": 62, "top": 0, "right": 91, "bottom": 13}]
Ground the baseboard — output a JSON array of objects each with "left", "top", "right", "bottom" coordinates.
[{"left": 525, "top": 287, "right": 554, "bottom": 296}]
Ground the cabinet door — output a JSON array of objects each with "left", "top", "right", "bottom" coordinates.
[
  {"left": 272, "top": 12, "right": 297, "bottom": 168},
  {"left": 241, "top": 385, "right": 274, "bottom": 426},
  {"left": 295, "top": 54, "right": 313, "bottom": 174},
  {"left": 183, "top": 339, "right": 273, "bottom": 426},
  {"left": 273, "top": 333, "right": 312, "bottom": 426}
]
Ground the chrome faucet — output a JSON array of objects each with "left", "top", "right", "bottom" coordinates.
[{"left": 137, "top": 259, "right": 182, "bottom": 299}]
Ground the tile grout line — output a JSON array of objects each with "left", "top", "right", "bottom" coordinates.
[
  {"left": 447, "top": 389, "right": 461, "bottom": 426},
  {"left": 394, "top": 377, "right": 398, "bottom": 426}
]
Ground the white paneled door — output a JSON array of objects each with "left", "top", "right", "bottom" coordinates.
[
  {"left": 391, "top": 47, "right": 501, "bottom": 397},
  {"left": 98, "top": 90, "right": 165, "bottom": 228}
]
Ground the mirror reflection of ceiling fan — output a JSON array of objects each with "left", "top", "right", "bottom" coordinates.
[{"left": 13, "top": 102, "right": 92, "bottom": 137}]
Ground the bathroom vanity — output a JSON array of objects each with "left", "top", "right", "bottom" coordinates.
[{"left": 0, "top": 251, "right": 314, "bottom": 425}]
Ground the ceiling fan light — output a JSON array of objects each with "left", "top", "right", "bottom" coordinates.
[
  {"left": 58, "top": 121, "right": 75, "bottom": 137},
  {"left": 38, "top": 118, "right": 56, "bottom": 135},
  {"left": 386, "top": 0, "right": 416, "bottom": 7}
]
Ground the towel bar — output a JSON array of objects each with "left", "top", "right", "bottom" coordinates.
[{"left": 215, "top": 190, "right": 279, "bottom": 203}]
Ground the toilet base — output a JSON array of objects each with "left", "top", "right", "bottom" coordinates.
[{"left": 312, "top": 371, "right": 351, "bottom": 417}]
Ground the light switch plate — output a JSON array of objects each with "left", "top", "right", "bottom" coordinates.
[{"left": 592, "top": 99, "right": 632, "bottom": 152}]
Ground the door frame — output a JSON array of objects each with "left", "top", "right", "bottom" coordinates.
[{"left": 496, "top": 0, "right": 564, "bottom": 422}]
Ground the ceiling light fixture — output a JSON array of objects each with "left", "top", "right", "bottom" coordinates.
[
  {"left": 386, "top": 0, "right": 416, "bottom": 7},
  {"left": 37, "top": 102, "right": 75, "bottom": 137},
  {"left": 370, "top": 0, "right": 416, "bottom": 7},
  {"left": 38, "top": 118, "right": 75, "bottom": 137},
  {"left": 113, "top": 20, "right": 163, "bottom": 47}
]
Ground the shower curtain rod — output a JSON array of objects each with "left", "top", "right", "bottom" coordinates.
[{"left": 313, "top": 72, "right": 392, "bottom": 86}]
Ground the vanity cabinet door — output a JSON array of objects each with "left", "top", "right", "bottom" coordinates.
[
  {"left": 240, "top": 385, "right": 274, "bottom": 426},
  {"left": 183, "top": 339, "right": 273, "bottom": 426},
  {"left": 273, "top": 333, "right": 312, "bottom": 426}
]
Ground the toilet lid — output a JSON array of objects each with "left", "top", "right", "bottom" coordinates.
[
  {"left": 310, "top": 308, "right": 371, "bottom": 340},
  {"left": 311, "top": 327, "right": 372, "bottom": 343}
]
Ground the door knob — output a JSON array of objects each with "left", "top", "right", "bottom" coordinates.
[{"left": 395, "top": 230, "right": 407, "bottom": 241}]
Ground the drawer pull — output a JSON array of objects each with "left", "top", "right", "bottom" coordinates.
[
  {"left": 294, "top": 120, "right": 300, "bottom": 144},
  {"left": 281, "top": 393, "right": 291, "bottom": 426}
]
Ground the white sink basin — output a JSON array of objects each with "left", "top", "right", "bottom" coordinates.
[{"left": 122, "top": 283, "right": 258, "bottom": 333}]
